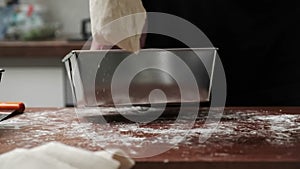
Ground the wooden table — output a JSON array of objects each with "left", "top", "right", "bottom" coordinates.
[
  {"left": 0, "top": 41, "right": 90, "bottom": 57},
  {"left": 0, "top": 107, "right": 299, "bottom": 169}
]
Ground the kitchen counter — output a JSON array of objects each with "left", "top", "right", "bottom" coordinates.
[
  {"left": 0, "top": 107, "right": 300, "bottom": 169},
  {"left": 0, "top": 40, "right": 91, "bottom": 57},
  {"left": 0, "top": 40, "right": 84, "bottom": 107}
]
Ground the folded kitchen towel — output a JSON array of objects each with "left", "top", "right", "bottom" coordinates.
[
  {"left": 0, "top": 142, "right": 134, "bottom": 169},
  {"left": 90, "top": 0, "right": 146, "bottom": 52}
]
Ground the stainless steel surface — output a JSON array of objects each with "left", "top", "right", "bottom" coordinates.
[
  {"left": 0, "top": 69, "right": 11, "bottom": 122},
  {"left": 0, "top": 69, "right": 4, "bottom": 82},
  {"left": 63, "top": 48, "right": 217, "bottom": 107},
  {"left": 0, "top": 112, "right": 11, "bottom": 122}
]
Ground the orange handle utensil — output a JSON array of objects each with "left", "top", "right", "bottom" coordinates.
[{"left": 0, "top": 102, "right": 25, "bottom": 113}]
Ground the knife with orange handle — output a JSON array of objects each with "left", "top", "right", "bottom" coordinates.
[{"left": 0, "top": 102, "right": 25, "bottom": 122}]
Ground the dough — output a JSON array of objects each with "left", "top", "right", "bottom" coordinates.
[
  {"left": 90, "top": 0, "right": 146, "bottom": 52},
  {"left": 0, "top": 142, "right": 134, "bottom": 169},
  {"left": 31, "top": 142, "right": 120, "bottom": 169},
  {"left": 95, "top": 149, "right": 135, "bottom": 169},
  {"left": 0, "top": 149, "right": 76, "bottom": 169}
]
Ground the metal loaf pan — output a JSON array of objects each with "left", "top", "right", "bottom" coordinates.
[
  {"left": 63, "top": 48, "right": 217, "bottom": 107},
  {"left": 0, "top": 69, "right": 4, "bottom": 83}
]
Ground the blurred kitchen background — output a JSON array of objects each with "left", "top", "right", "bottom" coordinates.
[
  {"left": 0, "top": 0, "right": 90, "bottom": 107},
  {"left": 0, "top": 0, "right": 90, "bottom": 40}
]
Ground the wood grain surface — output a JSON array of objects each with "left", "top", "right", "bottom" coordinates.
[
  {"left": 0, "top": 41, "right": 91, "bottom": 57},
  {"left": 0, "top": 107, "right": 299, "bottom": 169}
]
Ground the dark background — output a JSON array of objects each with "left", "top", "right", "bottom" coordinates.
[{"left": 141, "top": 0, "right": 300, "bottom": 106}]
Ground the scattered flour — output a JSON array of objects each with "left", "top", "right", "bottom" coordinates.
[{"left": 1, "top": 108, "right": 300, "bottom": 157}]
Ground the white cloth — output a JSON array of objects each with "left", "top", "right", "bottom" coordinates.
[
  {"left": 0, "top": 142, "right": 134, "bottom": 169},
  {"left": 90, "top": 0, "right": 146, "bottom": 52}
]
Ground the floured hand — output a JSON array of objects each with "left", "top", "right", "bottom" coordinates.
[{"left": 90, "top": 0, "right": 146, "bottom": 52}]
